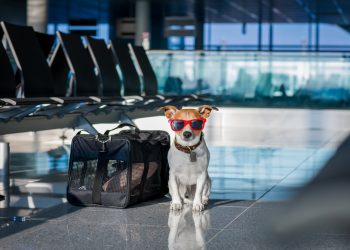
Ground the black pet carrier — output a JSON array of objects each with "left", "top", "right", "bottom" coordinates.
[{"left": 67, "top": 123, "right": 170, "bottom": 208}]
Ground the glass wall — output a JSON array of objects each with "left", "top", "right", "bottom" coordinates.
[{"left": 147, "top": 50, "right": 350, "bottom": 106}]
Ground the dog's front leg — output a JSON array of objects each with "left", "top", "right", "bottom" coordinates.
[
  {"left": 193, "top": 173, "right": 207, "bottom": 211},
  {"left": 169, "top": 175, "right": 182, "bottom": 210}
]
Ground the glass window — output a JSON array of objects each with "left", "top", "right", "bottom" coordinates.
[
  {"left": 273, "top": 23, "right": 309, "bottom": 50},
  {"left": 204, "top": 23, "right": 259, "bottom": 50},
  {"left": 319, "top": 23, "right": 350, "bottom": 46}
]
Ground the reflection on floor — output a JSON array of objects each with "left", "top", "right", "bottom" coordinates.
[{"left": 1, "top": 107, "right": 350, "bottom": 248}]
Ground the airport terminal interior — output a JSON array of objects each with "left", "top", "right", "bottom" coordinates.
[{"left": 1, "top": 0, "right": 350, "bottom": 249}]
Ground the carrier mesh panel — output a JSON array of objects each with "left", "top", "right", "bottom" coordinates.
[
  {"left": 142, "top": 150, "right": 162, "bottom": 199},
  {"left": 130, "top": 163, "right": 144, "bottom": 197},
  {"left": 69, "top": 159, "right": 130, "bottom": 194},
  {"left": 129, "top": 161, "right": 160, "bottom": 198},
  {"left": 69, "top": 160, "right": 98, "bottom": 191},
  {"left": 144, "top": 162, "right": 161, "bottom": 195},
  {"left": 101, "top": 160, "right": 128, "bottom": 193}
]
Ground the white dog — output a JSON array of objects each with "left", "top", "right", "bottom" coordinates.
[{"left": 158, "top": 105, "right": 218, "bottom": 211}]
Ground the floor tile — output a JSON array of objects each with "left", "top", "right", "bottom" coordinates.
[{"left": 206, "top": 227, "right": 350, "bottom": 250}]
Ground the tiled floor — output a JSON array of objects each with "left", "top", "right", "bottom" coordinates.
[{"left": 1, "top": 107, "right": 350, "bottom": 249}]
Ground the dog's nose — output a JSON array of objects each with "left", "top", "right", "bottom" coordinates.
[{"left": 183, "top": 131, "right": 192, "bottom": 139}]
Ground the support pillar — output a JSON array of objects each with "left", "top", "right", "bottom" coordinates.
[
  {"left": 258, "top": 0, "right": 262, "bottom": 50},
  {"left": 27, "top": 0, "right": 48, "bottom": 33},
  {"left": 0, "top": 143, "right": 10, "bottom": 208},
  {"left": 308, "top": 17, "right": 313, "bottom": 50},
  {"left": 150, "top": 1, "right": 166, "bottom": 49},
  {"left": 268, "top": 0, "right": 274, "bottom": 51},
  {"left": 195, "top": 0, "right": 204, "bottom": 50},
  {"left": 315, "top": 19, "right": 320, "bottom": 51},
  {"left": 135, "top": 0, "right": 151, "bottom": 47}
]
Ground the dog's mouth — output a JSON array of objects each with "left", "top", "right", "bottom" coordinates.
[
  {"left": 181, "top": 136, "right": 193, "bottom": 142},
  {"left": 176, "top": 132, "right": 201, "bottom": 144}
]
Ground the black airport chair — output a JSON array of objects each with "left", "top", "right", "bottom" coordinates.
[
  {"left": 1, "top": 22, "right": 103, "bottom": 104},
  {"left": 130, "top": 45, "right": 158, "bottom": 96},
  {"left": 84, "top": 36, "right": 145, "bottom": 114},
  {"left": 109, "top": 42, "right": 173, "bottom": 108},
  {"left": 55, "top": 33, "right": 142, "bottom": 114},
  {"left": 0, "top": 39, "right": 16, "bottom": 99},
  {"left": 12, "top": 31, "right": 56, "bottom": 97},
  {"left": 0, "top": 22, "right": 108, "bottom": 121},
  {"left": 85, "top": 37, "right": 156, "bottom": 109},
  {"left": 85, "top": 36, "right": 122, "bottom": 97},
  {"left": 56, "top": 32, "right": 101, "bottom": 97},
  {"left": 1, "top": 21, "right": 56, "bottom": 99},
  {"left": 0, "top": 29, "right": 44, "bottom": 121},
  {"left": 109, "top": 42, "right": 142, "bottom": 96}
]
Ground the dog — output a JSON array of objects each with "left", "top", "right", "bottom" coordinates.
[{"left": 158, "top": 105, "right": 218, "bottom": 211}]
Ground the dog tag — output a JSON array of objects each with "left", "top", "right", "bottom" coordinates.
[{"left": 190, "top": 151, "right": 197, "bottom": 162}]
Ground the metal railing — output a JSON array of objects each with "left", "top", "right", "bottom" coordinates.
[{"left": 167, "top": 45, "right": 350, "bottom": 52}]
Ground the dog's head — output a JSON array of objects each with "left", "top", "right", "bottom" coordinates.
[{"left": 158, "top": 105, "right": 218, "bottom": 146}]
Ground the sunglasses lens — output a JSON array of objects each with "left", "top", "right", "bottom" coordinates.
[
  {"left": 191, "top": 119, "right": 204, "bottom": 130},
  {"left": 171, "top": 120, "right": 185, "bottom": 131}
]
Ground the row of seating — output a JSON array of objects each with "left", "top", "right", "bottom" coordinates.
[{"left": 0, "top": 22, "right": 202, "bottom": 123}]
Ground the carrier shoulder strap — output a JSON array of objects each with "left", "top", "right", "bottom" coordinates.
[
  {"left": 92, "top": 151, "right": 107, "bottom": 205},
  {"left": 79, "top": 161, "right": 88, "bottom": 187}
]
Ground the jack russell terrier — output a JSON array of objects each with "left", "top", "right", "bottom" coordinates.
[{"left": 158, "top": 105, "right": 218, "bottom": 211}]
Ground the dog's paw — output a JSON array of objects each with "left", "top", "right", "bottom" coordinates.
[
  {"left": 192, "top": 201, "right": 205, "bottom": 212},
  {"left": 170, "top": 201, "right": 182, "bottom": 211}
]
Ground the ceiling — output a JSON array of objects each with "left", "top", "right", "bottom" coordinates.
[
  {"left": 46, "top": 0, "right": 350, "bottom": 26},
  {"left": 163, "top": 0, "right": 350, "bottom": 25}
]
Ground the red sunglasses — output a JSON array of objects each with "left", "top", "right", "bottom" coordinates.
[{"left": 168, "top": 118, "right": 206, "bottom": 131}]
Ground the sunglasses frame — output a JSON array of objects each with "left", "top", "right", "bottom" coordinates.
[{"left": 168, "top": 118, "right": 207, "bottom": 131}]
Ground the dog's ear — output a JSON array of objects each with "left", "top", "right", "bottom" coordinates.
[
  {"left": 197, "top": 105, "right": 219, "bottom": 118},
  {"left": 157, "top": 106, "right": 178, "bottom": 119}
]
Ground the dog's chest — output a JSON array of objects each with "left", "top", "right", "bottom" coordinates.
[{"left": 168, "top": 142, "right": 209, "bottom": 184}]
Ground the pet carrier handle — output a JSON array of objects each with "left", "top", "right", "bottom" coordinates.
[{"left": 104, "top": 123, "right": 140, "bottom": 135}]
